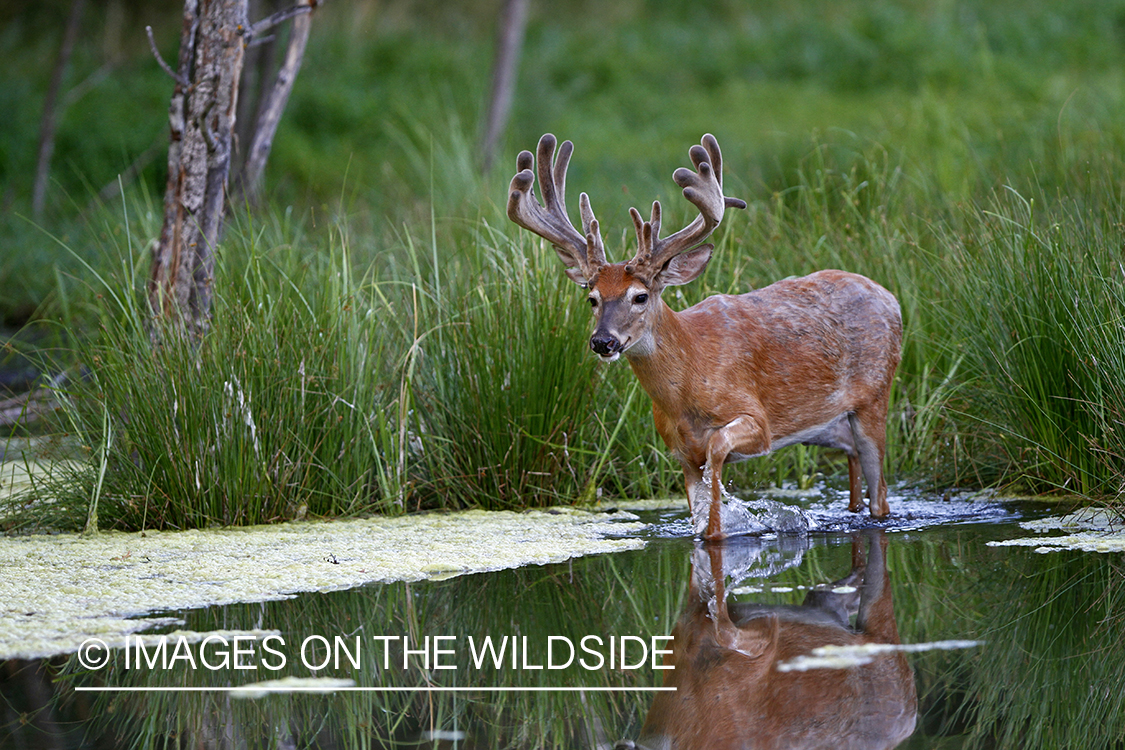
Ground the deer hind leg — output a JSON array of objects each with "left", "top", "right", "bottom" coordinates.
[
  {"left": 807, "top": 414, "right": 865, "bottom": 513},
  {"left": 855, "top": 530, "right": 899, "bottom": 641},
  {"left": 847, "top": 453, "right": 865, "bottom": 513},
  {"left": 848, "top": 409, "right": 890, "bottom": 518}
]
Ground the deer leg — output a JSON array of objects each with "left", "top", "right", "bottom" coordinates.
[
  {"left": 847, "top": 453, "right": 864, "bottom": 513},
  {"left": 855, "top": 531, "right": 900, "bottom": 642},
  {"left": 681, "top": 460, "right": 705, "bottom": 514},
  {"left": 704, "top": 416, "right": 770, "bottom": 541},
  {"left": 848, "top": 409, "right": 890, "bottom": 518},
  {"left": 706, "top": 542, "right": 776, "bottom": 658}
]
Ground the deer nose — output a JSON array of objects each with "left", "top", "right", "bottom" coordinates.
[{"left": 590, "top": 334, "right": 622, "bottom": 357}]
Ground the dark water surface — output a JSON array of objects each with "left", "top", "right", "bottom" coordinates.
[{"left": 3, "top": 492, "right": 1123, "bottom": 749}]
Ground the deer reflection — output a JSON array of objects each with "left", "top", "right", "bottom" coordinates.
[{"left": 618, "top": 532, "right": 916, "bottom": 750}]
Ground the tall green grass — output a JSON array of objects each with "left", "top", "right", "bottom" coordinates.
[
  {"left": 10, "top": 116, "right": 1125, "bottom": 531},
  {"left": 38, "top": 225, "right": 412, "bottom": 529},
  {"left": 937, "top": 184, "right": 1125, "bottom": 497},
  {"left": 5, "top": 185, "right": 693, "bottom": 530}
]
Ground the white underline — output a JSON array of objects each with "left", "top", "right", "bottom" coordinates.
[{"left": 75, "top": 686, "right": 676, "bottom": 693}]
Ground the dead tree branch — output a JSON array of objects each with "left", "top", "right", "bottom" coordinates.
[
  {"left": 242, "top": 1, "right": 318, "bottom": 44},
  {"left": 146, "top": 25, "right": 188, "bottom": 86},
  {"left": 236, "top": 0, "right": 314, "bottom": 203},
  {"left": 481, "top": 0, "right": 528, "bottom": 173}
]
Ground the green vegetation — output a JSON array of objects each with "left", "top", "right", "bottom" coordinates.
[{"left": 3, "top": 0, "right": 1125, "bottom": 528}]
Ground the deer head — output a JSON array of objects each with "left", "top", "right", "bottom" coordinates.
[{"left": 507, "top": 134, "right": 747, "bottom": 362}]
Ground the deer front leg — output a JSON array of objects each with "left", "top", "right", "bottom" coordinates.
[
  {"left": 703, "top": 416, "right": 770, "bottom": 541},
  {"left": 681, "top": 460, "right": 705, "bottom": 514}
]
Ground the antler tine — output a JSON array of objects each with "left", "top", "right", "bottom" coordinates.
[
  {"left": 537, "top": 135, "right": 568, "bottom": 216},
  {"left": 630, "top": 134, "right": 747, "bottom": 271},
  {"left": 579, "top": 192, "right": 607, "bottom": 268},
  {"left": 507, "top": 134, "right": 606, "bottom": 280},
  {"left": 627, "top": 202, "right": 663, "bottom": 267}
]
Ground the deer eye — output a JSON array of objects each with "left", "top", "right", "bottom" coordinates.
[
  {"left": 588, "top": 296, "right": 598, "bottom": 308},
  {"left": 633, "top": 293, "right": 649, "bottom": 305}
]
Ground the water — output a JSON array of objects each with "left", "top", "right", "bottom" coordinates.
[{"left": 2, "top": 489, "right": 1122, "bottom": 749}]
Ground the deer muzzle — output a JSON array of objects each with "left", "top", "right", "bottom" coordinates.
[{"left": 590, "top": 332, "right": 624, "bottom": 360}]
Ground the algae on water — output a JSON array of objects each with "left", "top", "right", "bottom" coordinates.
[
  {"left": 0, "top": 507, "right": 644, "bottom": 660},
  {"left": 987, "top": 508, "right": 1125, "bottom": 554}
]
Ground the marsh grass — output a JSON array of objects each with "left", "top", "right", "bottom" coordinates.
[
  {"left": 938, "top": 187, "right": 1125, "bottom": 497},
  {"left": 12, "top": 120, "right": 1125, "bottom": 531},
  {"left": 6, "top": 191, "right": 691, "bottom": 529},
  {"left": 44, "top": 231, "right": 410, "bottom": 530}
]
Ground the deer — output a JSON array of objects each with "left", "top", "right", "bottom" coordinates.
[
  {"left": 614, "top": 532, "right": 918, "bottom": 749},
  {"left": 507, "top": 134, "right": 903, "bottom": 540}
]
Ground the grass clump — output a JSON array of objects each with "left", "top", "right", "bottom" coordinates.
[
  {"left": 938, "top": 185, "right": 1125, "bottom": 497},
  {"left": 34, "top": 229, "right": 409, "bottom": 530},
  {"left": 5, "top": 196, "right": 687, "bottom": 531}
]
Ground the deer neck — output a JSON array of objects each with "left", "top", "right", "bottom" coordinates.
[{"left": 624, "top": 300, "right": 695, "bottom": 410}]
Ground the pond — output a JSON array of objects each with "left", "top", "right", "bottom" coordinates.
[{"left": 2, "top": 488, "right": 1124, "bottom": 749}]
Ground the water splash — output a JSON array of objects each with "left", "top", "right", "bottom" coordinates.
[{"left": 691, "top": 467, "right": 817, "bottom": 537}]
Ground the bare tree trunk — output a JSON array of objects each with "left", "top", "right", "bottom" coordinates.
[
  {"left": 149, "top": 0, "right": 247, "bottom": 340},
  {"left": 480, "top": 0, "right": 528, "bottom": 173},
  {"left": 235, "top": 0, "right": 314, "bottom": 204},
  {"left": 32, "top": 0, "right": 87, "bottom": 219}
]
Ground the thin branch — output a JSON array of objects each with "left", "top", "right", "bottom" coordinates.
[
  {"left": 0, "top": 388, "right": 59, "bottom": 428},
  {"left": 246, "top": 33, "right": 277, "bottom": 49},
  {"left": 481, "top": 0, "right": 528, "bottom": 173},
  {"left": 61, "top": 61, "right": 115, "bottom": 108},
  {"left": 91, "top": 134, "right": 165, "bottom": 208},
  {"left": 243, "top": 1, "right": 319, "bottom": 43},
  {"left": 236, "top": 0, "right": 315, "bottom": 202},
  {"left": 146, "top": 25, "right": 188, "bottom": 86}
]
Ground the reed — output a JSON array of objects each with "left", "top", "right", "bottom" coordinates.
[{"left": 936, "top": 184, "right": 1125, "bottom": 496}]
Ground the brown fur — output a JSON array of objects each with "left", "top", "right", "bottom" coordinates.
[{"left": 598, "top": 267, "right": 902, "bottom": 538}]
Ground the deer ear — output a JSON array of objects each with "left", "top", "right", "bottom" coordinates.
[
  {"left": 658, "top": 244, "right": 712, "bottom": 286},
  {"left": 564, "top": 266, "right": 590, "bottom": 286}
]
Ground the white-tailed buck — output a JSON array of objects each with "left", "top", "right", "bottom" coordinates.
[
  {"left": 614, "top": 532, "right": 918, "bottom": 749},
  {"left": 507, "top": 134, "right": 902, "bottom": 539}
]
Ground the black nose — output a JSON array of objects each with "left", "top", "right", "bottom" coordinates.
[{"left": 590, "top": 334, "right": 622, "bottom": 356}]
